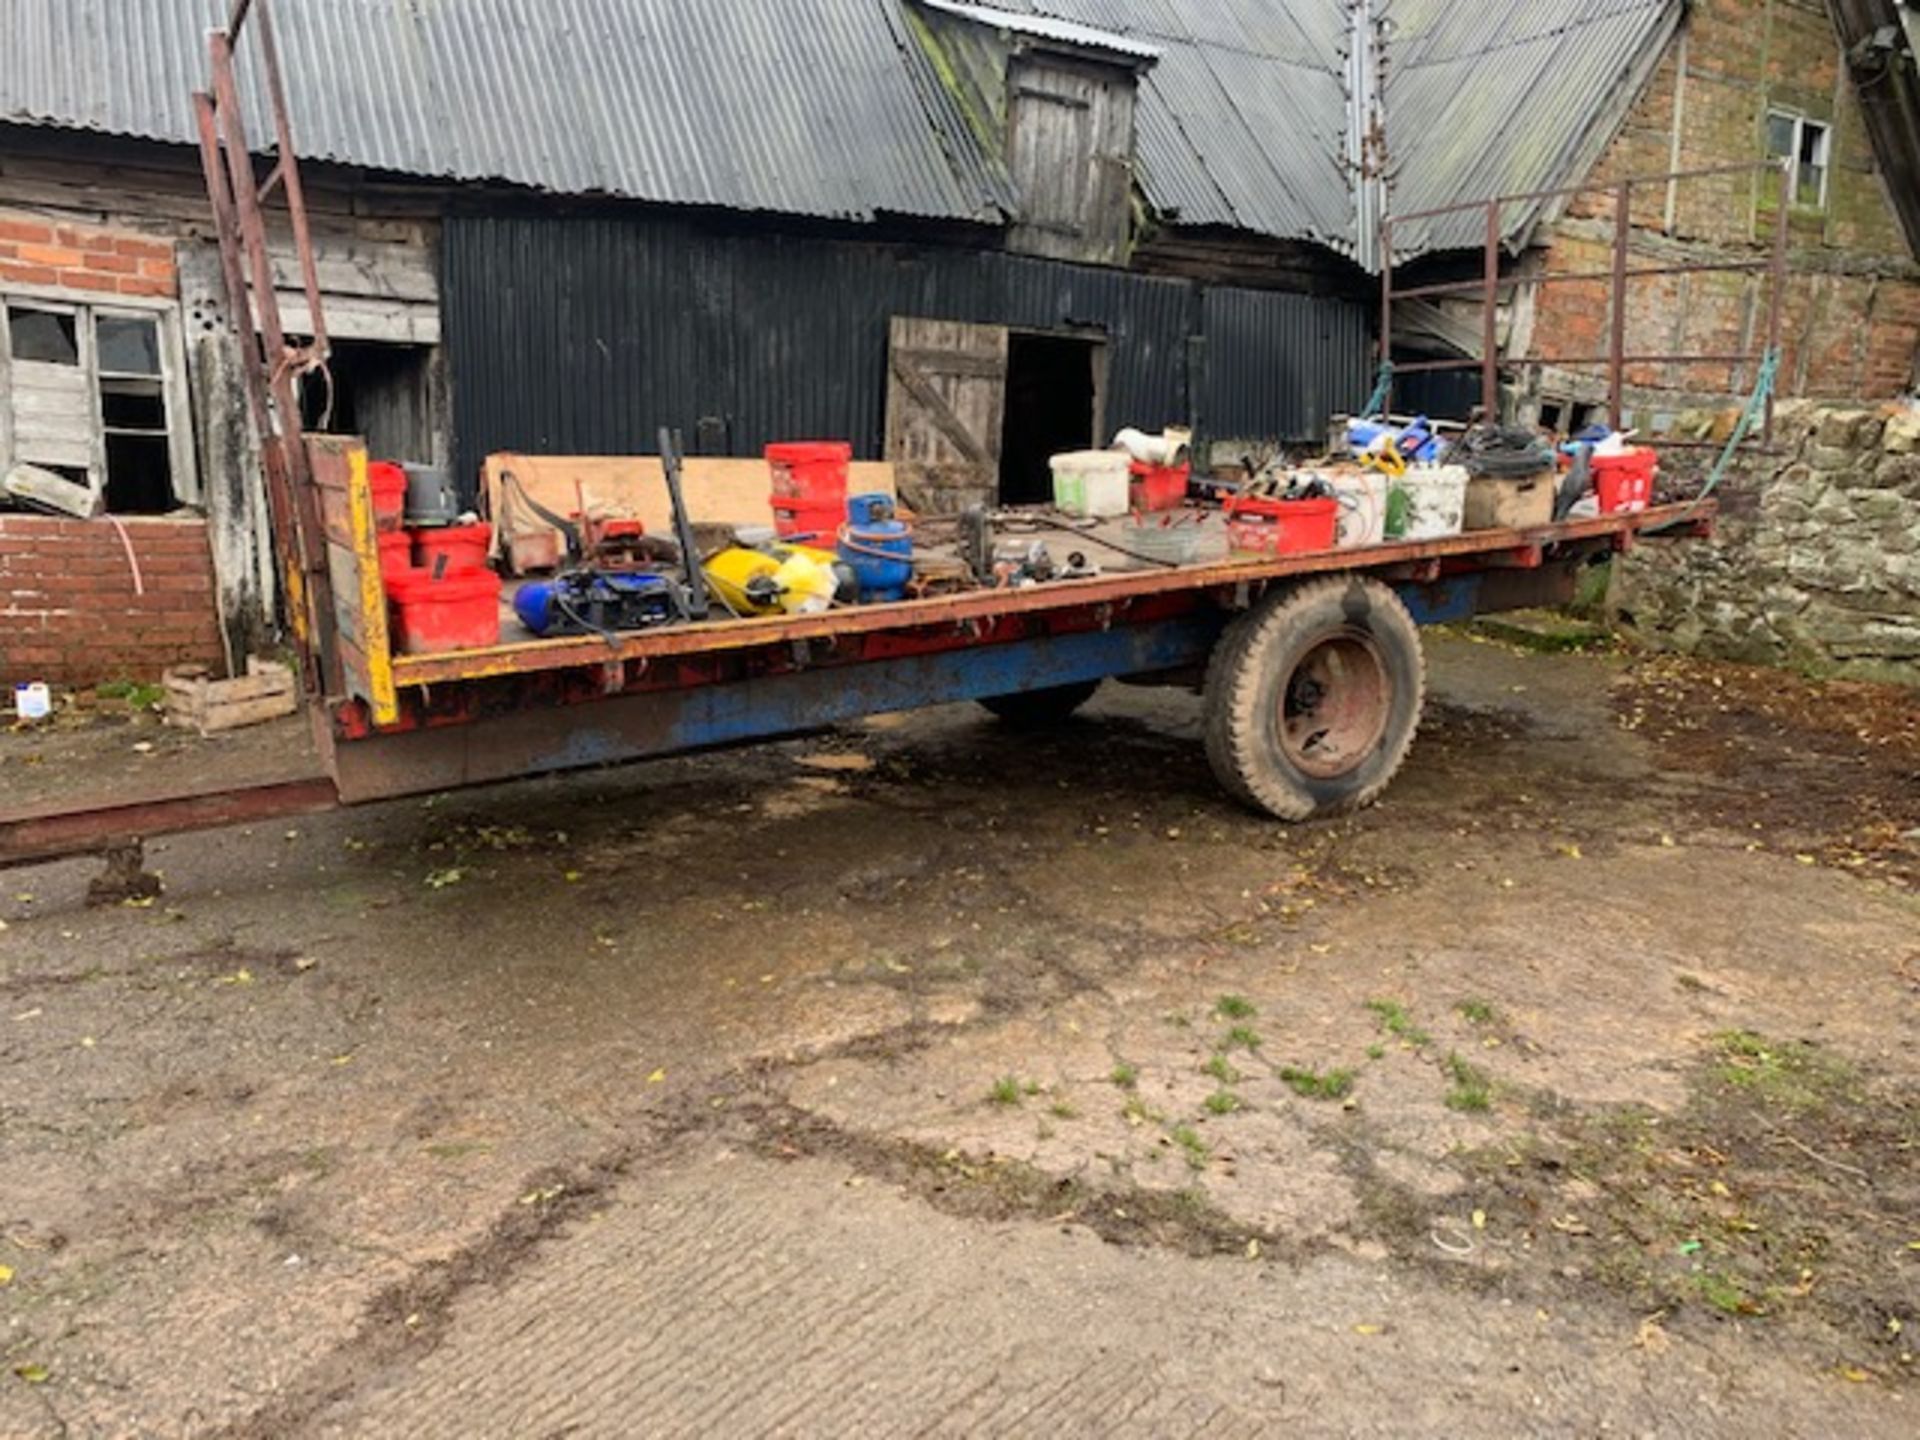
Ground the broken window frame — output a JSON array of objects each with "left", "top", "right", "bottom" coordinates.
[
  {"left": 1764, "top": 108, "right": 1831, "bottom": 210},
  {"left": 0, "top": 288, "right": 199, "bottom": 512}
]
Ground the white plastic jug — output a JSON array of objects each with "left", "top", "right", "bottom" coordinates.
[{"left": 14, "top": 682, "right": 52, "bottom": 722}]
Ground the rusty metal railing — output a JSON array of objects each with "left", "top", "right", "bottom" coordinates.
[{"left": 1378, "top": 159, "right": 1792, "bottom": 445}]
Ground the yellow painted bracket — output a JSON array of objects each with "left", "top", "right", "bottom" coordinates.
[
  {"left": 306, "top": 435, "right": 399, "bottom": 728},
  {"left": 345, "top": 446, "right": 399, "bottom": 726}
]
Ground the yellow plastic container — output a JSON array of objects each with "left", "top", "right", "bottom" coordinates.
[{"left": 704, "top": 543, "right": 839, "bottom": 615}]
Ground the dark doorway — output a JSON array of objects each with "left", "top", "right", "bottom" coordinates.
[
  {"left": 999, "top": 332, "right": 1100, "bottom": 504},
  {"left": 299, "top": 340, "right": 443, "bottom": 464}
]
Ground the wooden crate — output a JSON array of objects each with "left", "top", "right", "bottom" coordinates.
[{"left": 163, "top": 658, "right": 299, "bottom": 735}]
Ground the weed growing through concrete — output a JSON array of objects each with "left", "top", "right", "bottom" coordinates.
[
  {"left": 1122, "top": 1094, "right": 1165, "bottom": 1127},
  {"left": 1170, "top": 1124, "right": 1210, "bottom": 1169},
  {"left": 988, "top": 1076, "right": 1023, "bottom": 1107},
  {"left": 1695, "top": 1270, "right": 1757, "bottom": 1317},
  {"left": 1279, "top": 1065, "right": 1355, "bottom": 1101},
  {"left": 1714, "top": 1030, "right": 1861, "bottom": 1110},
  {"left": 1215, "top": 995, "right": 1258, "bottom": 1020},
  {"left": 1443, "top": 1053, "right": 1492, "bottom": 1112},
  {"left": 1202, "top": 1054, "right": 1241, "bottom": 1084},
  {"left": 1367, "top": 998, "right": 1430, "bottom": 1047}
]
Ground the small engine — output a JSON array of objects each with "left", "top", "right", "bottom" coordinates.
[{"left": 512, "top": 570, "right": 687, "bottom": 638}]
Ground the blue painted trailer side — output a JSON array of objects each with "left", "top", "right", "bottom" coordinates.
[{"left": 328, "top": 575, "right": 1489, "bottom": 803}]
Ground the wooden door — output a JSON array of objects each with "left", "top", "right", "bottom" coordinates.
[
  {"left": 1007, "top": 56, "right": 1136, "bottom": 266},
  {"left": 884, "top": 317, "right": 1008, "bottom": 514}
]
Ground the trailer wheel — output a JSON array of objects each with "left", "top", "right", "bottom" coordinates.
[
  {"left": 979, "top": 680, "right": 1101, "bottom": 728},
  {"left": 1203, "top": 576, "right": 1424, "bottom": 821}
]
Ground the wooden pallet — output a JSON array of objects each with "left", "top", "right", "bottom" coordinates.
[{"left": 163, "top": 658, "right": 298, "bottom": 735}]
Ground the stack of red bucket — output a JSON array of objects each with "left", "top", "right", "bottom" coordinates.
[
  {"left": 1592, "top": 447, "right": 1657, "bottom": 514},
  {"left": 370, "top": 459, "right": 502, "bottom": 654},
  {"left": 768, "top": 442, "right": 852, "bottom": 543}
]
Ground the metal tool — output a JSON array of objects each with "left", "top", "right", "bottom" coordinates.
[{"left": 658, "top": 426, "right": 710, "bottom": 617}]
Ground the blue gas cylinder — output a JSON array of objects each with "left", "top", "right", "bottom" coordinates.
[{"left": 839, "top": 493, "right": 913, "bottom": 603}]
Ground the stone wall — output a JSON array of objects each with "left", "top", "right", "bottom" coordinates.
[{"left": 1615, "top": 401, "right": 1920, "bottom": 684}]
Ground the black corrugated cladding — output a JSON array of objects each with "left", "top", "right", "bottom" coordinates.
[{"left": 443, "top": 214, "right": 1368, "bottom": 491}]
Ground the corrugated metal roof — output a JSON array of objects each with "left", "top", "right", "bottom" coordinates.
[
  {"left": 0, "top": 0, "right": 1683, "bottom": 265},
  {"left": 0, "top": 0, "right": 1016, "bottom": 225},
  {"left": 917, "top": 0, "right": 1162, "bottom": 62},
  {"left": 1384, "top": 0, "right": 1684, "bottom": 257}
]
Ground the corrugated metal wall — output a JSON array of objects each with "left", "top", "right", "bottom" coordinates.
[
  {"left": 1198, "top": 287, "right": 1371, "bottom": 440},
  {"left": 443, "top": 214, "right": 1368, "bottom": 491}
]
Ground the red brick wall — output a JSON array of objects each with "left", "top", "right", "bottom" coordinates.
[
  {"left": 0, "top": 211, "right": 177, "bottom": 299},
  {"left": 1528, "top": 0, "right": 1920, "bottom": 402},
  {"left": 0, "top": 515, "right": 224, "bottom": 688}
]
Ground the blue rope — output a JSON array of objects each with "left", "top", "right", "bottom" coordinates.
[{"left": 1656, "top": 346, "right": 1780, "bottom": 529}]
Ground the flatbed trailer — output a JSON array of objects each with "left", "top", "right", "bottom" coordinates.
[
  {"left": 0, "top": 429, "right": 1711, "bottom": 868},
  {"left": 0, "top": 0, "right": 1719, "bottom": 872}
]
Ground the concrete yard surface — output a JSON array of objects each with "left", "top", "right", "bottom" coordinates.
[{"left": 1, "top": 632, "right": 1916, "bottom": 1437}]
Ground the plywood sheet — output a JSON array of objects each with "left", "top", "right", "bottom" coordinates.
[{"left": 481, "top": 454, "right": 895, "bottom": 557}]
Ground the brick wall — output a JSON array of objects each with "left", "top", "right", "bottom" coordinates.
[
  {"left": 0, "top": 210, "right": 177, "bottom": 300},
  {"left": 1528, "top": 0, "right": 1920, "bottom": 405},
  {"left": 0, "top": 514, "right": 224, "bottom": 688}
]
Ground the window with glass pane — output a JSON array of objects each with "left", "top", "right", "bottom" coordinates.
[
  {"left": 1764, "top": 110, "right": 1830, "bottom": 209},
  {"left": 1765, "top": 112, "right": 1796, "bottom": 161},
  {"left": 8, "top": 306, "right": 79, "bottom": 365},
  {"left": 96, "top": 315, "right": 161, "bottom": 375}
]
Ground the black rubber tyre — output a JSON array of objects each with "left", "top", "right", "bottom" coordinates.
[
  {"left": 978, "top": 679, "right": 1102, "bottom": 728},
  {"left": 1203, "top": 576, "right": 1425, "bottom": 821}
]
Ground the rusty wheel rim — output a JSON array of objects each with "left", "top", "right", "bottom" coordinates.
[{"left": 1278, "top": 629, "right": 1391, "bottom": 780}]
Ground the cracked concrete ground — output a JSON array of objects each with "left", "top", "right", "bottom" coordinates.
[{"left": 1, "top": 631, "right": 1915, "bottom": 1437}]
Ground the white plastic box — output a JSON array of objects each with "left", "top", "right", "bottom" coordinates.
[{"left": 1050, "top": 451, "right": 1131, "bottom": 518}]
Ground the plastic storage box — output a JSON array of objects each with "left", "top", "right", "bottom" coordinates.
[{"left": 1050, "top": 451, "right": 1131, "bottom": 518}]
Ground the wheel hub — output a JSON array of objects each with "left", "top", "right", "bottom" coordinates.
[{"left": 1278, "top": 629, "right": 1391, "bottom": 779}]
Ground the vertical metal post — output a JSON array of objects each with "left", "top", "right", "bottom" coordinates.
[
  {"left": 1481, "top": 201, "right": 1500, "bottom": 419},
  {"left": 1378, "top": 215, "right": 1393, "bottom": 416},
  {"left": 1609, "top": 180, "right": 1632, "bottom": 431},
  {"left": 1764, "top": 158, "right": 1790, "bottom": 444}
]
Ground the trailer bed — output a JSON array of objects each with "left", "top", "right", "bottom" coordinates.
[{"left": 388, "top": 506, "right": 1698, "bottom": 689}]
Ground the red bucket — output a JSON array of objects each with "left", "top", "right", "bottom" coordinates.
[
  {"left": 1129, "top": 461, "right": 1190, "bottom": 513},
  {"left": 1224, "top": 496, "right": 1339, "bottom": 556},
  {"left": 377, "top": 530, "right": 416, "bottom": 587},
  {"left": 772, "top": 495, "right": 846, "bottom": 543},
  {"left": 387, "top": 567, "right": 501, "bottom": 655},
  {"left": 414, "top": 521, "right": 493, "bottom": 575},
  {"left": 367, "top": 461, "right": 408, "bottom": 533},
  {"left": 1592, "top": 448, "right": 1657, "bottom": 514},
  {"left": 766, "top": 442, "right": 852, "bottom": 505}
]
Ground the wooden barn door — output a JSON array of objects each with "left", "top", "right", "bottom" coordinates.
[{"left": 884, "top": 317, "right": 1008, "bottom": 514}]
